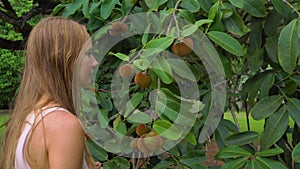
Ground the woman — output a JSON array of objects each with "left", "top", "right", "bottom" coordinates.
[{"left": 0, "top": 17, "right": 99, "bottom": 169}]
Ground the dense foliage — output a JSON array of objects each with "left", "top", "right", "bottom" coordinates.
[{"left": 1, "top": 0, "right": 300, "bottom": 168}]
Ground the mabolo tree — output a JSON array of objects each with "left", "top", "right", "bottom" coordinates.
[{"left": 2, "top": 0, "right": 300, "bottom": 168}]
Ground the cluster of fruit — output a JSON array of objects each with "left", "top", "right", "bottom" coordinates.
[{"left": 130, "top": 124, "right": 164, "bottom": 154}]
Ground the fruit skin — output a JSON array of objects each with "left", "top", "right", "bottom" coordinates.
[
  {"left": 170, "top": 37, "right": 194, "bottom": 57},
  {"left": 134, "top": 72, "right": 152, "bottom": 88},
  {"left": 136, "top": 124, "right": 150, "bottom": 136},
  {"left": 130, "top": 138, "right": 139, "bottom": 150},
  {"left": 137, "top": 131, "right": 164, "bottom": 154},
  {"left": 109, "top": 21, "right": 128, "bottom": 36},
  {"left": 119, "top": 64, "right": 134, "bottom": 79}
]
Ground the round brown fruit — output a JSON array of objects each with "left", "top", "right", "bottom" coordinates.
[
  {"left": 130, "top": 138, "right": 139, "bottom": 150},
  {"left": 136, "top": 124, "right": 150, "bottom": 136},
  {"left": 119, "top": 64, "right": 134, "bottom": 79},
  {"left": 137, "top": 131, "right": 164, "bottom": 154},
  {"left": 134, "top": 72, "right": 152, "bottom": 88},
  {"left": 170, "top": 37, "right": 194, "bottom": 57},
  {"left": 109, "top": 21, "right": 128, "bottom": 36}
]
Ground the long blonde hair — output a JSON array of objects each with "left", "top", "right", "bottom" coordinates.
[{"left": 0, "top": 17, "right": 95, "bottom": 169}]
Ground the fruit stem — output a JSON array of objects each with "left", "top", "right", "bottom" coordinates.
[
  {"left": 173, "top": 0, "right": 182, "bottom": 39},
  {"left": 121, "top": 0, "right": 140, "bottom": 23},
  {"left": 129, "top": 49, "right": 142, "bottom": 64}
]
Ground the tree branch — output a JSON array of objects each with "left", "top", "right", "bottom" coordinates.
[{"left": 0, "top": 38, "right": 23, "bottom": 50}]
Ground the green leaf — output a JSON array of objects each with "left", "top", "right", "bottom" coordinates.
[
  {"left": 199, "top": 0, "right": 212, "bottom": 13},
  {"left": 109, "top": 52, "right": 129, "bottom": 61},
  {"left": 271, "top": 0, "right": 293, "bottom": 18},
  {"left": 246, "top": 159, "right": 261, "bottom": 169},
  {"left": 292, "top": 143, "right": 300, "bottom": 162},
  {"left": 100, "top": 0, "right": 119, "bottom": 20},
  {"left": 152, "top": 56, "right": 173, "bottom": 84},
  {"left": 216, "top": 145, "right": 252, "bottom": 159},
  {"left": 111, "top": 156, "right": 131, "bottom": 169},
  {"left": 287, "top": 98, "right": 300, "bottom": 127},
  {"left": 251, "top": 95, "right": 283, "bottom": 120},
  {"left": 153, "top": 119, "right": 182, "bottom": 140},
  {"left": 265, "top": 35, "right": 279, "bottom": 63},
  {"left": 194, "top": 19, "right": 213, "bottom": 27},
  {"left": 256, "top": 148, "right": 284, "bottom": 157},
  {"left": 261, "top": 106, "right": 289, "bottom": 150},
  {"left": 145, "top": 0, "right": 168, "bottom": 11},
  {"left": 255, "top": 156, "right": 288, "bottom": 169},
  {"left": 145, "top": 36, "right": 174, "bottom": 50},
  {"left": 181, "top": 24, "right": 198, "bottom": 37},
  {"left": 278, "top": 19, "right": 300, "bottom": 73},
  {"left": 180, "top": 0, "right": 200, "bottom": 13},
  {"left": 228, "top": 0, "right": 266, "bottom": 17},
  {"left": 87, "top": 126, "right": 112, "bottom": 142},
  {"left": 97, "top": 109, "right": 109, "bottom": 128},
  {"left": 62, "top": 0, "right": 83, "bottom": 17},
  {"left": 87, "top": 140, "right": 108, "bottom": 161},
  {"left": 259, "top": 72, "right": 275, "bottom": 99},
  {"left": 180, "top": 150, "right": 208, "bottom": 168},
  {"left": 153, "top": 160, "right": 174, "bottom": 169},
  {"left": 223, "top": 6, "right": 248, "bottom": 36},
  {"left": 225, "top": 131, "right": 259, "bottom": 146},
  {"left": 264, "top": 9, "right": 283, "bottom": 36},
  {"left": 207, "top": 31, "right": 246, "bottom": 56},
  {"left": 184, "top": 131, "right": 197, "bottom": 145},
  {"left": 167, "top": 58, "right": 197, "bottom": 81},
  {"left": 142, "top": 24, "right": 152, "bottom": 46},
  {"left": 82, "top": 0, "right": 90, "bottom": 18},
  {"left": 220, "top": 157, "right": 248, "bottom": 169},
  {"left": 124, "top": 92, "right": 144, "bottom": 117},
  {"left": 127, "top": 109, "right": 152, "bottom": 124}
]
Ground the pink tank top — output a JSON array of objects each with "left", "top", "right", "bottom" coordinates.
[{"left": 14, "top": 107, "right": 89, "bottom": 169}]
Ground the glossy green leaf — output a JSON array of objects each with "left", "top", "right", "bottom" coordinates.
[
  {"left": 109, "top": 52, "right": 129, "bottom": 61},
  {"left": 180, "top": 0, "right": 200, "bottom": 13},
  {"left": 256, "top": 148, "right": 284, "bottom": 157},
  {"left": 87, "top": 140, "right": 108, "bottom": 161},
  {"left": 221, "top": 157, "right": 247, "bottom": 169},
  {"left": 82, "top": 0, "right": 90, "bottom": 18},
  {"left": 261, "top": 106, "right": 289, "bottom": 149},
  {"left": 271, "top": 0, "right": 293, "bottom": 18},
  {"left": 180, "top": 150, "right": 207, "bottom": 168},
  {"left": 256, "top": 156, "right": 288, "bottom": 169},
  {"left": 127, "top": 109, "right": 152, "bottom": 124},
  {"left": 259, "top": 72, "right": 275, "bottom": 99},
  {"left": 265, "top": 35, "right": 279, "bottom": 63},
  {"left": 184, "top": 132, "right": 197, "bottom": 145},
  {"left": 287, "top": 98, "right": 300, "bottom": 128},
  {"left": 97, "top": 109, "right": 109, "bottom": 128},
  {"left": 142, "top": 24, "right": 151, "bottom": 46},
  {"left": 224, "top": 7, "right": 248, "bottom": 36},
  {"left": 152, "top": 56, "right": 173, "bottom": 84},
  {"left": 87, "top": 126, "right": 112, "bottom": 142},
  {"left": 246, "top": 160, "right": 260, "bottom": 169},
  {"left": 207, "top": 31, "right": 246, "bottom": 56},
  {"left": 181, "top": 24, "right": 198, "bottom": 37},
  {"left": 153, "top": 119, "right": 182, "bottom": 140},
  {"left": 251, "top": 95, "right": 283, "bottom": 120},
  {"left": 264, "top": 9, "right": 282, "bottom": 36},
  {"left": 216, "top": 145, "right": 251, "bottom": 159},
  {"left": 199, "top": 0, "right": 212, "bottom": 13},
  {"left": 152, "top": 161, "right": 174, "bottom": 169},
  {"left": 62, "top": 0, "right": 83, "bottom": 17},
  {"left": 228, "top": 0, "right": 266, "bottom": 17},
  {"left": 225, "top": 131, "right": 259, "bottom": 146},
  {"left": 100, "top": 0, "right": 119, "bottom": 20},
  {"left": 111, "top": 156, "right": 131, "bottom": 169},
  {"left": 167, "top": 58, "right": 197, "bottom": 81},
  {"left": 292, "top": 143, "right": 300, "bottom": 162},
  {"left": 124, "top": 92, "right": 144, "bottom": 117},
  {"left": 145, "top": 36, "right": 174, "bottom": 50},
  {"left": 145, "top": 0, "right": 168, "bottom": 11},
  {"left": 278, "top": 19, "right": 300, "bottom": 73},
  {"left": 194, "top": 19, "right": 213, "bottom": 27}
]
